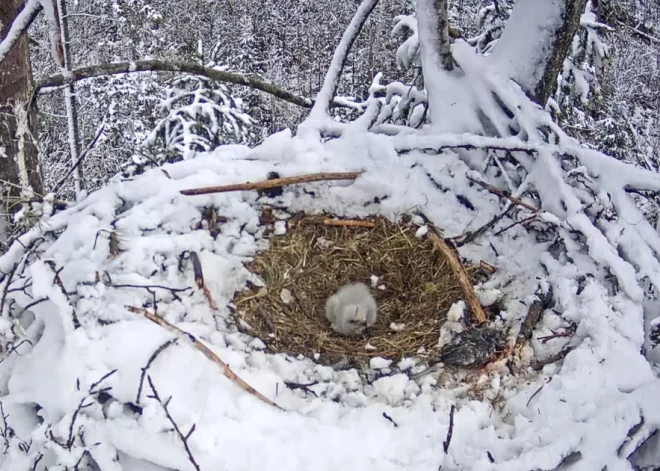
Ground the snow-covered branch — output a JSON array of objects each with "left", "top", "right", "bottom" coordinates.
[
  {"left": 305, "top": 0, "right": 380, "bottom": 124},
  {"left": 35, "top": 60, "right": 315, "bottom": 109},
  {"left": 0, "top": 0, "right": 42, "bottom": 65}
]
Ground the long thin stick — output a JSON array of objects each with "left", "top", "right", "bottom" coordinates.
[
  {"left": 427, "top": 231, "right": 486, "bottom": 323},
  {"left": 323, "top": 219, "right": 375, "bottom": 228},
  {"left": 126, "top": 306, "right": 283, "bottom": 411},
  {"left": 180, "top": 171, "right": 362, "bottom": 196}
]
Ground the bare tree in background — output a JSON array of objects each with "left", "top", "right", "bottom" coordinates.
[
  {"left": 0, "top": 0, "right": 43, "bottom": 246},
  {"left": 57, "top": 0, "right": 83, "bottom": 193}
]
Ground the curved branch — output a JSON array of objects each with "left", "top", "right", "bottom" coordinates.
[
  {"left": 307, "top": 0, "right": 380, "bottom": 121},
  {"left": 34, "top": 59, "right": 314, "bottom": 108}
]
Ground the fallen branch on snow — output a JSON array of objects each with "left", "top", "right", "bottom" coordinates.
[
  {"left": 180, "top": 171, "right": 362, "bottom": 196},
  {"left": 126, "top": 306, "right": 283, "bottom": 410}
]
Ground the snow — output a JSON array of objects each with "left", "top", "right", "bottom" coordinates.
[
  {"left": 369, "top": 357, "right": 392, "bottom": 370},
  {"left": 2, "top": 1, "right": 660, "bottom": 469},
  {"left": 488, "top": 0, "right": 565, "bottom": 96},
  {"left": 2, "top": 123, "right": 658, "bottom": 469}
]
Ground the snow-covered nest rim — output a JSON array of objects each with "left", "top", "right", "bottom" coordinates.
[{"left": 232, "top": 213, "right": 483, "bottom": 366}]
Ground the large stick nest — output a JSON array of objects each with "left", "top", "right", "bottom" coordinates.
[{"left": 233, "top": 214, "right": 480, "bottom": 366}]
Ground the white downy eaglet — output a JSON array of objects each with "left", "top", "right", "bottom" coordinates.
[{"left": 324, "top": 282, "right": 378, "bottom": 336}]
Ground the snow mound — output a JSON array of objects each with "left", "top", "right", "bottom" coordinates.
[{"left": 0, "top": 129, "right": 659, "bottom": 470}]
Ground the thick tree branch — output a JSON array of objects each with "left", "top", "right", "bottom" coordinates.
[
  {"left": 34, "top": 59, "right": 314, "bottom": 108},
  {"left": 0, "top": 0, "right": 42, "bottom": 65},
  {"left": 180, "top": 171, "right": 362, "bottom": 196}
]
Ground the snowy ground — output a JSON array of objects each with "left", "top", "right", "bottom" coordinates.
[{"left": 0, "top": 129, "right": 659, "bottom": 470}]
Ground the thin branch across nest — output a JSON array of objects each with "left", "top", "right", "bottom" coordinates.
[{"left": 233, "top": 214, "right": 482, "bottom": 364}]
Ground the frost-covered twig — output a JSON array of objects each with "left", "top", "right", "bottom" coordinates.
[
  {"left": 147, "top": 376, "right": 201, "bottom": 471},
  {"left": 188, "top": 252, "right": 218, "bottom": 310},
  {"left": 127, "top": 306, "right": 284, "bottom": 410},
  {"left": 180, "top": 171, "right": 362, "bottom": 196}
]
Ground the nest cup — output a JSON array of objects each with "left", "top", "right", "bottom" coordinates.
[{"left": 233, "top": 214, "right": 478, "bottom": 365}]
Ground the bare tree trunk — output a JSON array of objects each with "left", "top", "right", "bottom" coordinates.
[
  {"left": 491, "top": 0, "right": 587, "bottom": 105},
  {"left": 0, "top": 0, "right": 43, "bottom": 244},
  {"left": 435, "top": 0, "right": 453, "bottom": 71},
  {"left": 57, "top": 0, "right": 83, "bottom": 193}
]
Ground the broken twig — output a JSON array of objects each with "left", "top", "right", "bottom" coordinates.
[
  {"left": 382, "top": 412, "right": 399, "bottom": 428},
  {"left": 180, "top": 171, "right": 362, "bottom": 196},
  {"left": 190, "top": 252, "right": 204, "bottom": 289},
  {"left": 443, "top": 405, "right": 456, "bottom": 454},
  {"left": 530, "top": 346, "right": 576, "bottom": 371},
  {"left": 322, "top": 218, "right": 376, "bottom": 228},
  {"left": 126, "top": 306, "right": 283, "bottom": 410},
  {"left": 537, "top": 325, "right": 576, "bottom": 344}
]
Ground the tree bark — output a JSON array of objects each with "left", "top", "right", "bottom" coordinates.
[
  {"left": 435, "top": 0, "right": 453, "bottom": 71},
  {"left": 491, "top": 0, "right": 587, "bottom": 106},
  {"left": 0, "top": 0, "right": 43, "bottom": 240}
]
